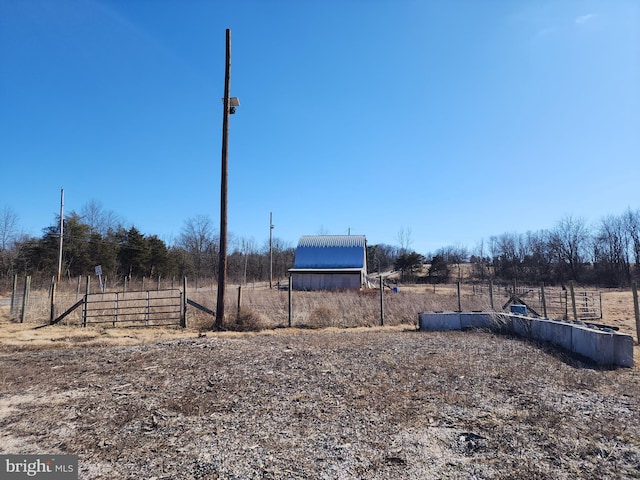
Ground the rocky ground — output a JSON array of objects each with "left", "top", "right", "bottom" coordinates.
[{"left": 1, "top": 323, "right": 639, "bottom": 479}]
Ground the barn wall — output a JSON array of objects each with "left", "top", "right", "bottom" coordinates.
[{"left": 292, "top": 273, "right": 362, "bottom": 291}]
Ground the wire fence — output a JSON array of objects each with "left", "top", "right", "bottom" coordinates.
[{"left": 8, "top": 274, "right": 618, "bottom": 331}]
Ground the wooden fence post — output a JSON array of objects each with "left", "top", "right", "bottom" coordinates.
[
  {"left": 540, "top": 283, "right": 547, "bottom": 318},
  {"left": 83, "top": 276, "right": 90, "bottom": 327},
  {"left": 569, "top": 281, "right": 578, "bottom": 321},
  {"left": 379, "top": 276, "right": 384, "bottom": 326},
  {"left": 113, "top": 292, "right": 119, "bottom": 327},
  {"left": 20, "top": 275, "right": 31, "bottom": 323},
  {"left": 489, "top": 279, "right": 494, "bottom": 311},
  {"left": 288, "top": 276, "right": 292, "bottom": 328},
  {"left": 457, "top": 281, "right": 462, "bottom": 313},
  {"left": 632, "top": 282, "right": 640, "bottom": 345},
  {"left": 182, "top": 277, "right": 188, "bottom": 328},
  {"left": 599, "top": 291, "right": 603, "bottom": 319},
  {"left": 237, "top": 285, "right": 243, "bottom": 320},
  {"left": 50, "top": 279, "right": 57, "bottom": 325},
  {"left": 10, "top": 273, "right": 17, "bottom": 317}
]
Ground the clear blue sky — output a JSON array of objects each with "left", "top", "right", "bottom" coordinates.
[{"left": 1, "top": 0, "right": 638, "bottom": 255}]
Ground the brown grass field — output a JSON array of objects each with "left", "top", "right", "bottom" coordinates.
[{"left": 1, "top": 285, "right": 640, "bottom": 479}]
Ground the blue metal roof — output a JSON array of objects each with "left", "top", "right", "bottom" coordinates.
[{"left": 293, "top": 235, "right": 367, "bottom": 269}]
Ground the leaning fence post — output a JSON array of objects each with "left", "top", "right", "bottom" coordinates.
[
  {"left": 632, "top": 282, "right": 640, "bottom": 345},
  {"left": 569, "top": 281, "right": 578, "bottom": 321},
  {"left": 541, "top": 283, "right": 547, "bottom": 318},
  {"left": 20, "top": 275, "right": 31, "bottom": 323}
]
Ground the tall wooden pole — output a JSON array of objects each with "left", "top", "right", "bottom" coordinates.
[
  {"left": 57, "top": 188, "right": 64, "bottom": 283},
  {"left": 216, "top": 29, "right": 232, "bottom": 329}
]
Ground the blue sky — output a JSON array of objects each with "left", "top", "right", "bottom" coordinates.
[{"left": 1, "top": 0, "right": 638, "bottom": 255}]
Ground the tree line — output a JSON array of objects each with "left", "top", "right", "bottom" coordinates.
[
  {"left": 0, "top": 204, "right": 295, "bottom": 289},
  {"left": 1, "top": 203, "right": 640, "bottom": 290},
  {"left": 424, "top": 211, "right": 640, "bottom": 287}
]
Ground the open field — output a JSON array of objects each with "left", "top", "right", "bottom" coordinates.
[{"left": 1, "top": 301, "right": 640, "bottom": 479}]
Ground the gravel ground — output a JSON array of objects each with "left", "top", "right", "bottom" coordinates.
[{"left": 1, "top": 328, "right": 639, "bottom": 479}]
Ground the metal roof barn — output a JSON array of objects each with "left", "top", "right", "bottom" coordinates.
[{"left": 290, "top": 235, "right": 367, "bottom": 291}]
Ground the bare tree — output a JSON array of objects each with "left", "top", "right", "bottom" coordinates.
[
  {"left": 624, "top": 209, "right": 640, "bottom": 272},
  {"left": 549, "top": 216, "right": 589, "bottom": 282},
  {"left": 396, "top": 227, "right": 413, "bottom": 255},
  {"left": 179, "top": 215, "right": 219, "bottom": 283},
  {"left": 593, "top": 214, "right": 631, "bottom": 286},
  {"left": 80, "top": 200, "right": 121, "bottom": 235},
  {"left": 0, "top": 206, "right": 20, "bottom": 251}
]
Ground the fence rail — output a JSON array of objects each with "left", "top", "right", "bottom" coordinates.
[{"left": 82, "top": 289, "right": 183, "bottom": 327}]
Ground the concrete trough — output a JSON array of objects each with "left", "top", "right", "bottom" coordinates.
[{"left": 418, "top": 311, "right": 634, "bottom": 368}]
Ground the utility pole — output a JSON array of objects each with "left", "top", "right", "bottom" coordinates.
[
  {"left": 269, "top": 212, "right": 274, "bottom": 289},
  {"left": 56, "top": 188, "right": 64, "bottom": 283},
  {"left": 216, "top": 29, "right": 233, "bottom": 329}
]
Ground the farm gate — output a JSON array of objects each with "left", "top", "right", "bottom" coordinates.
[
  {"left": 49, "top": 288, "right": 186, "bottom": 328},
  {"left": 503, "top": 284, "right": 602, "bottom": 321},
  {"left": 82, "top": 289, "right": 184, "bottom": 327}
]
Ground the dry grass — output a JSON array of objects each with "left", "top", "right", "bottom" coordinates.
[
  {"left": 6, "top": 282, "right": 640, "bottom": 339},
  {"left": 0, "top": 326, "right": 638, "bottom": 479}
]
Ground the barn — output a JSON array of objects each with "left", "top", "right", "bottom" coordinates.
[{"left": 289, "top": 235, "right": 368, "bottom": 291}]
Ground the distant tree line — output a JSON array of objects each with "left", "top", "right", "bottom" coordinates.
[
  {"left": 1, "top": 204, "right": 640, "bottom": 290},
  {"left": 0, "top": 204, "right": 294, "bottom": 290},
  {"left": 429, "top": 211, "right": 640, "bottom": 288}
]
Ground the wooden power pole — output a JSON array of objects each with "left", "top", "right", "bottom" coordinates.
[
  {"left": 216, "top": 29, "right": 232, "bottom": 329},
  {"left": 56, "top": 188, "right": 64, "bottom": 283}
]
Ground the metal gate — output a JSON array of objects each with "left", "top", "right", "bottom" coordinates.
[{"left": 82, "top": 289, "right": 184, "bottom": 327}]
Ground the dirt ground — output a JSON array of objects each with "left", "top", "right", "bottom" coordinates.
[{"left": 1, "top": 302, "right": 640, "bottom": 479}]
